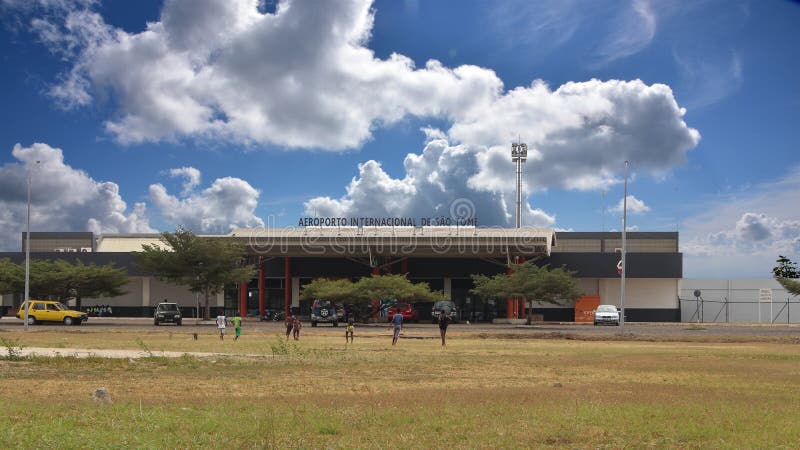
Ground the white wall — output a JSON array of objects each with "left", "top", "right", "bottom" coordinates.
[
  {"left": 86, "top": 276, "right": 144, "bottom": 307},
  {"left": 88, "top": 276, "right": 195, "bottom": 308},
  {"left": 599, "top": 278, "right": 680, "bottom": 309},
  {"left": 526, "top": 278, "right": 678, "bottom": 309}
]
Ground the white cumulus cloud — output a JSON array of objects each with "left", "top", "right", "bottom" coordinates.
[
  {"left": 21, "top": 0, "right": 504, "bottom": 149},
  {"left": 16, "top": 0, "right": 698, "bottom": 167},
  {"left": 304, "top": 135, "right": 556, "bottom": 228},
  {"left": 0, "top": 143, "right": 154, "bottom": 251},
  {"left": 681, "top": 167, "right": 800, "bottom": 277},
  {"left": 149, "top": 170, "right": 264, "bottom": 233},
  {"left": 168, "top": 166, "right": 201, "bottom": 197},
  {"left": 611, "top": 195, "right": 650, "bottom": 214}
]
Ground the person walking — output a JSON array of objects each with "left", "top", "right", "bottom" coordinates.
[
  {"left": 345, "top": 319, "right": 355, "bottom": 344},
  {"left": 292, "top": 315, "right": 302, "bottom": 341},
  {"left": 438, "top": 309, "right": 451, "bottom": 346},
  {"left": 391, "top": 309, "right": 403, "bottom": 346},
  {"left": 216, "top": 311, "right": 228, "bottom": 341},
  {"left": 232, "top": 314, "right": 242, "bottom": 341},
  {"left": 285, "top": 314, "right": 294, "bottom": 340}
]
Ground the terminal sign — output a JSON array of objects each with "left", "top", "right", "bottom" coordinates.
[{"left": 297, "top": 216, "right": 478, "bottom": 227}]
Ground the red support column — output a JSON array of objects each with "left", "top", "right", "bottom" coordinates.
[
  {"left": 239, "top": 281, "right": 247, "bottom": 317},
  {"left": 284, "top": 257, "right": 291, "bottom": 317},
  {"left": 258, "top": 258, "right": 265, "bottom": 319}
]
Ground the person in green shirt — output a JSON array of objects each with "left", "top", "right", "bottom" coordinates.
[{"left": 232, "top": 315, "right": 242, "bottom": 341}]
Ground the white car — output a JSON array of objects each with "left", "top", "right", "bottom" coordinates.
[{"left": 593, "top": 304, "right": 620, "bottom": 326}]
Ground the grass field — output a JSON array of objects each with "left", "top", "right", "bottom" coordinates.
[{"left": 1, "top": 326, "right": 799, "bottom": 449}]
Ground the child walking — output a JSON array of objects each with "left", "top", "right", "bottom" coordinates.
[
  {"left": 345, "top": 319, "right": 354, "bottom": 343},
  {"left": 292, "top": 315, "right": 302, "bottom": 341}
]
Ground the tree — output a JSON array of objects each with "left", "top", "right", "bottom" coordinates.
[
  {"left": 134, "top": 228, "right": 256, "bottom": 319},
  {"left": 300, "top": 274, "right": 445, "bottom": 322},
  {"left": 0, "top": 258, "right": 128, "bottom": 307},
  {"left": 0, "top": 258, "right": 24, "bottom": 294},
  {"left": 471, "top": 262, "right": 582, "bottom": 324},
  {"left": 773, "top": 255, "right": 799, "bottom": 279},
  {"left": 773, "top": 255, "right": 800, "bottom": 296},
  {"left": 301, "top": 278, "right": 357, "bottom": 304},
  {"left": 779, "top": 278, "right": 800, "bottom": 296}
]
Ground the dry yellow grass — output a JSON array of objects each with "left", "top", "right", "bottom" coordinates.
[{"left": 1, "top": 326, "right": 799, "bottom": 448}]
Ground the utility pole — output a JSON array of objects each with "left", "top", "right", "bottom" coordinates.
[
  {"left": 620, "top": 161, "right": 629, "bottom": 333},
  {"left": 23, "top": 160, "right": 40, "bottom": 331}
]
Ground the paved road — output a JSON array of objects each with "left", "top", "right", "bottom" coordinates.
[{"left": 2, "top": 316, "right": 799, "bottom": 340}]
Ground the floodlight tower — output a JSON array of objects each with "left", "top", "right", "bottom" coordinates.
[{"left": 511, "top": 142, "right": 528, "bottom": 228}]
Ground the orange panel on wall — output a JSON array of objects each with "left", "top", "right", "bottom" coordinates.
[{"left": 574, "top": 295, "right": 601, "bottom": 323}]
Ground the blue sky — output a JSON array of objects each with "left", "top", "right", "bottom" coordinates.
[{"left": 0, "top": 0, "right": 798, "bottom": 278}]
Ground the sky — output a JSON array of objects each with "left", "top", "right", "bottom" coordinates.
[{"left": 0, "top": 0, "right": 798, "bottom": 278}]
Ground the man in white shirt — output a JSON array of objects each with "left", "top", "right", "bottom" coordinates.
[{"left": 216, "top": 312, "right": 228, "bottom": 341}]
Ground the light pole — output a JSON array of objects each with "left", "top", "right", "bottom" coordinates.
[
  {"left": 511, "top": 142, "right": 528, "bottom": 228},
  {"left": 620, "top": 161, "right": 629, "bottom": 333},
  {"left": 23, "top": 160, "right": 40, "bottom": 331},
  {"left": 195, "top": 262, "right": 203, "bottom": 320}
]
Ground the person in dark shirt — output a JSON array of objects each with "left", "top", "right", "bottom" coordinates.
[
  {"left": 285, "top": 314, "right": 293, "bottom": 340},
  {"left": 438, "top": 311, "right": 451, "bottom": 346},
  {"left": 292, "top": 316, "right": 302, "bottom": 341}
]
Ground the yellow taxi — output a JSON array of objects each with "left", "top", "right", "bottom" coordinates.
[{"left": 16, "top": 300, "right": 89, "bottom": 326}]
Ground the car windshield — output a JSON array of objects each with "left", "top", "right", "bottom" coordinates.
[
  {"left": 315, "top": 300, "right": 332, "bottom": 309},
  {"left": 158, "top": 304, "right": 179, "bottom": 311},
  {"left": 597, "top": 305, "right": 617, "bottom": 312},
  {"left": 434, "top": 301, "right": 454, "bottom": 310}
]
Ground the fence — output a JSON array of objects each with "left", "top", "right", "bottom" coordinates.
[{"left": 679, "top": 296, "right": 800, "bottom": 324}]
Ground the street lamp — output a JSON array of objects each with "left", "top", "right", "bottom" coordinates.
[
  {"left": 620, "top": 160, "right": 629, "bottom": 333},
  {"left": 511, "top": 142, "right": 528, "bottom": 228},
  {"left": 195, "top": 262, "right": 203, "bottom": 320},
  {"left": 23, "top": 160, "right": 40, "bottom": 331}
]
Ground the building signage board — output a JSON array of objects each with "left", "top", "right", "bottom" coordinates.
[{"left": 297, "top": 216, "right": 479, "bottom": 227}]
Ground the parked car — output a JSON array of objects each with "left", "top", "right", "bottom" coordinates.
[
  {"left": 593, "top": 304, "right": 620, "bottom": 326},
  {"left": 16, "top": 300, "right": 88, "bottom": 326},
  {"left": 154, "top": 302, "right": 182, "bottom": 326},
  {"left": 432, "top": 300, "right": 457, "bottom": 323},
  {"left": 386, "top": 303, "right": 418, "bottom": 323},
  {"left": 310, "top": 299, "right": 340, "bottom": 327}
]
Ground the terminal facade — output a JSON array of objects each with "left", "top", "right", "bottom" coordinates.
[{"left": 1, "top": 228, "right": 682, "bottom": 322}]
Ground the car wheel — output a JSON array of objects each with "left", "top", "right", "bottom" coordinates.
[
  {"left": 63, "top": 317, "right": 74, "bottom": 326},
  {"left": 154, "top": 320, "right": 159, "bottom": 326},
  {"left": 333, "top": 321, "right": 338, "bottom": 327},
  {"left": 311, "top": 321, "right": 317, "bottom": 327},
  {"left": 177, "top": 320, "right": 182, "bottom": 326},
  {"left": 27, "top": 316, "right": 36, "bottom": 325}
]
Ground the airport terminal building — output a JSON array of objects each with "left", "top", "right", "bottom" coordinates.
[{"left": 1, "top": 228, "right": 682, "bottom": 322}]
